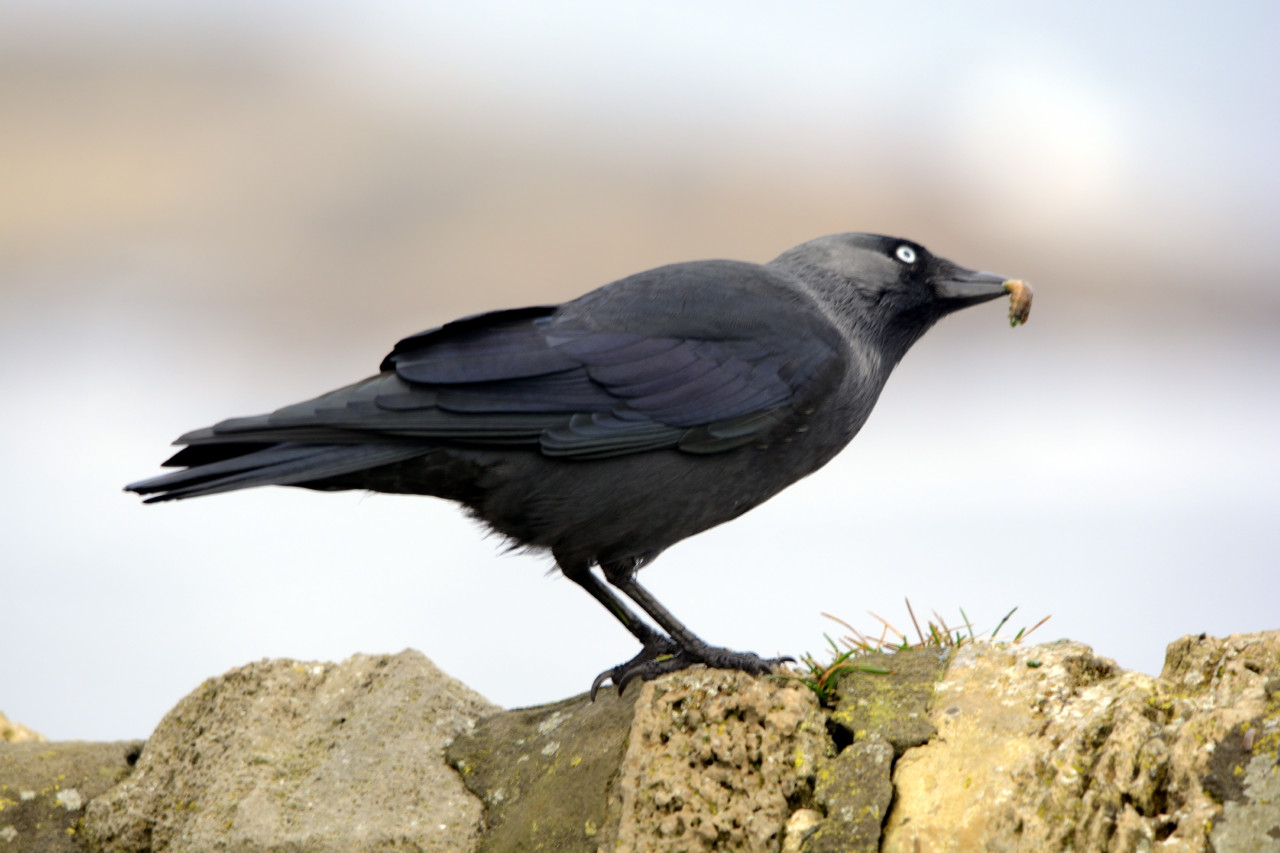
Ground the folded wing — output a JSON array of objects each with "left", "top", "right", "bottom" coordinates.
[{"left": 129, "top": 268, "right": 844, "bottom": 500}]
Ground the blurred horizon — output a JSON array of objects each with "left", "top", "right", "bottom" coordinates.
[{"left": 2, "top": 1, "right": 1277, "bottom": 740}]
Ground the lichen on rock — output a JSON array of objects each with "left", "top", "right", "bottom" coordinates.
[
  {"left": 883, "top": 632, "right": 1280, "bottom": 853},
  {"left": 446, "top": 686, "right": 641, "bottom": 853},
  {"left": 827, "top": 647, "right": 951, "bottom": 757}
]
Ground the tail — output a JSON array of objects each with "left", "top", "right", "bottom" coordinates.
[{"left": 126, "top": 440, "right": 430, "bottom": 503}]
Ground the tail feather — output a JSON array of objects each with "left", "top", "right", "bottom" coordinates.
[{"left": 126, "top": 443, "right": 430, "bottom": 503}]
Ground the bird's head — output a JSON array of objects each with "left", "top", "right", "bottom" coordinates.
[{"left": 770, "top": 232, "right": 1021, "bottom": 363}]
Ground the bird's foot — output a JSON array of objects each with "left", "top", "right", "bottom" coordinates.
[
  {"left": 590, "top": 635, "right": 684, "bottom": 700},
  {"left": 590, "top": 638, "right": 794, "bottom": 700},
  {"left": 693, "top": 645, "right": 795, "bottom": 675}
]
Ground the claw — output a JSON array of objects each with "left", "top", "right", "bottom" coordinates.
[
  {"left": 589, "top": 635, "right": 683, "bottom": 700},
  {"left": 589, "top": 669, "right": 613, "bottom": 702},
  {"left": 615, "top": 653, "right": 686, "bottom": 696}
]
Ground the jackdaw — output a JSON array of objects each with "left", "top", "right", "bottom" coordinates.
[{"left": 128, "top": 233, "right": 1026, "bottom": 694}]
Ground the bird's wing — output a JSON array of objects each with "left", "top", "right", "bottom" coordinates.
[{"left": 196, "top": 267, "right": 845, "bottom": 459}]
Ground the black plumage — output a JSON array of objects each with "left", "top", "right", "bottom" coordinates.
[{"left": 128, "top": 233, "right": 1021, "bottom": 694}]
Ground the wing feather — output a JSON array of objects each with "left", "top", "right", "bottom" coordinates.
[{"left": 173, "top": 264, "right": 844, "bottom": 460}]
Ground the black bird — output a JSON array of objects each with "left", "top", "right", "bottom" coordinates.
[{"left": 128, "top": 233, "right": 1024, "bottom": 694}]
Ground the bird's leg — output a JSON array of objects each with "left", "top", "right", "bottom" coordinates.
[
  {"left": 558, "top": 556, "right": 664, "bottom": 645},
  {"left": 598, "top": 559, "right": 793, "bottom": 692},
  {"left": 557, "top": 556, "right": 682, "bottom": 698}
]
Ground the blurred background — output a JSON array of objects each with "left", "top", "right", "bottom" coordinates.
[{"left": 2, "top": 1, "right": 1277, "bottom": 741}]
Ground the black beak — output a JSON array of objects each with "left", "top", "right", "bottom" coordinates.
[{"left": 933, "top": 261, "right": 1015, "bottom": 310}]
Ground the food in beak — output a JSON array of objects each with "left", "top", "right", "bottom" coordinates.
[{"left": 1005, "top": 280, "right": 1033, "bottom": 327}]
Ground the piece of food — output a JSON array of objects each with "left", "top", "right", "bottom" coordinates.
[{"left": 1004, "top": 279, "right": 1033, "bottom": 327}]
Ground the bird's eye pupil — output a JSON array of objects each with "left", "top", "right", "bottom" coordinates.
[{"left": 895, "top": 245, "right": 917, "bottom": 264}]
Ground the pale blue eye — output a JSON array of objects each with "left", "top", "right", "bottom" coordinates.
[{"left": 895, "top": 245, "right": 917, "bottom": 264}]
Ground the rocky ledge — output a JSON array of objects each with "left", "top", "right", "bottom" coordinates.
[{"left": 2, "top": 631, "right": 1277, "bottom": 852}]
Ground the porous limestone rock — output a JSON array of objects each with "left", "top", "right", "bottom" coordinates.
[
  {"left": 83, "top": 649, "right": 497, "bottom": 853},
  {"left": 613, "top": 668, "right": 830, "bottom": 853},
  {"left": 883, "top": 632, "right": 1280, "bottom": 853}
]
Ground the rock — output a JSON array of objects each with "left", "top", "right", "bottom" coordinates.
[
  {"left": 22, "top": 630, "right": 1275, "bottom": 852},
  {"left": 1171, "top": 634, "right": 1280, "bottom": 853},
  {"left": 83, "top": 649, "right": 497, "bottom": 853},
  {"left": 613, "top": 668, "right": 830, "bottom": 853},
  {"left": 801, "top": 648, "right": 951, "bottom": 852},
  {"left": 781, "top": 809, "right": 822, "bottom": 853},
  {"left": 804, "top": 737, "right": 893, "bottom": 853},
  {"left": 827, "top": 648, "right": 951, "bottom": 757},
  {"left": 0, "top": 740, "right": 141, "bottom": 853},
  {"left": 0, "top": 712, "right": 46, "bottom": 744},
  {"left": 446, "top": 686, "right": 640, "bottom": 852},
  {"left": 447, "top": 657, "right": 954, "bottom": 852},
  {"left": 883, "top": 632, "right": 1280, "bottom": 853}
]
